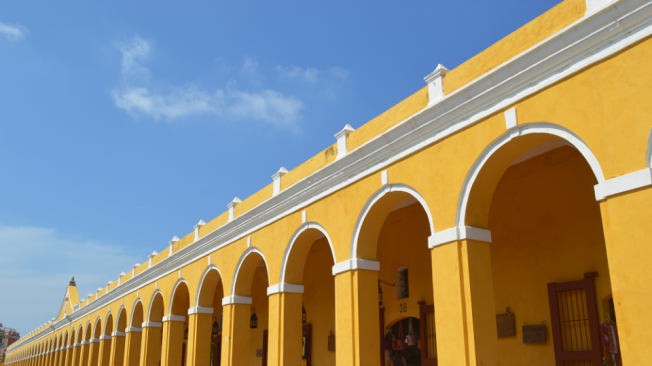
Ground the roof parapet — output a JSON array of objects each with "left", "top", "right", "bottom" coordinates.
[
  {"left": 335, "top": 124, "right": 355, "bottom": 160},
  {"left": 272, "top": 167, "right": 289, "bottom": 196},
  {"left": 227, "top": 197, "right": 242, "bottom": 222},
  {"left": 424, "top": 64, "right": 449, "bottom": 106}
]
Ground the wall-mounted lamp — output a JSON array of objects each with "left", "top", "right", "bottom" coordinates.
[
  {"left": 212, "top": 317, "right": 219, "bottom": 337},
  {"left": 302, "top": 304, "right": 307, "bottom": 324},
  {"left": 250, "top": 308, "right": 258, "bottom": 329}
]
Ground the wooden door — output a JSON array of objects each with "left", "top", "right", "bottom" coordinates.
[
  {"left": 547, "top": 272, "right": 602, "bottom": 366},
  {"left": 379, "top": 307, "right": 385, "bottom": 366},
  {"left": 211, "top": 338, "right": 221, "bottom": 366},
  {"left": 302, "top": 324, "right": 312, "bottom": 366},
  {"left": 419, "top": 302, "right": 437, "bottom": 366},
  {"left": 262, "top": 331, "right": 268, "bottom": 366}
]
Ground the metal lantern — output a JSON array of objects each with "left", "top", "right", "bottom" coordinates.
[
  {"left": 250, "top": 308, "right": 258, "bottom": 329},
  {"left": 184, "top": 324, "right": 188, "bottom": 340},
  {"left": 378, "top": 280, "right": 383, "bottom": 306},
  {"left": 212, "top": 318, "right": 219, "bottom": 337},
  {"left": 302, "top": 304, "right": 307, "bottom": 324}
]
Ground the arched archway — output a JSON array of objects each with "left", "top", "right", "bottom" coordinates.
[
  {"left": 86, "top": 318, "right": 102, "bottom": 366},
  {"left": 350, "top": 183, "right": 436, "bottom": 366},
  {"left": 97, "top": 314, "right": 113, "bottom": 366},
  {"left": 188, "top": 266, "right": 225, "bottom": 366},
  {"left": 224, "top": 248, "right": 269, "bottom": 366},
  {"left": 277, "top": 222, "right": 337, "bottom": 366},
  {"left": 123, "top": 299, "right": 143, "bottom": 366},
  {"left": 452, "top": 123, "right": 616, "bottom": 365},
  {"left": 64, "top": 328, "right": 75, "bottom": 366},
  {"left": 162, "top": 280, "right": 189, "bottom": 366},
  {"left": 110, "top": 308, "right": 127, "bottom": 366},
  {"left": 141, "top": 292, "right": 164, "bottom": 366},
  {"left": 70, "top": 325, "right": 83, "bottom": 366}
]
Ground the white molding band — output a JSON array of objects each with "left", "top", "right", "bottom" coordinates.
[
  {"left": 428, "top": 227, "right": 492, "bottom": 248},
  {"left": 267, "top": 283, "right": 305, "bottom": 295},
  {"left": 586, "top": 0, "right": 619, "bottom": 15},
  {"left": 188, "top": 306, "right": 214, "bottom": 315},
  {"left": 73, "top": 343, "right": 81, "bottom": 347},
  {"left": 111, "top": 332, "right": 126, "bottom": 337},
  {"left": 594, "top": 168, "right": 652, "bottom": 200},
  {"left": 141, "top": 322, "right": 162, "bottom": 328},
  {"left": 332, "top": 259, "right": 380, "bottom": 275},
  {"left": 125, "top": 327, "right": 142, "bottom": 333},
  {"left": 222, "top": 296, "right": 253, "bottom": 306},
  {"left": 99, "top": 336, "right": 111, "bottom": 341},
  {"left": 90, "top": 339, "right": 100, "bottom": 344},
  {"left": 162, "top": 315, "right": 185, "bottom": 322},
  {"left": 80, "top": 341, "right": 89, "bottom": 346}
]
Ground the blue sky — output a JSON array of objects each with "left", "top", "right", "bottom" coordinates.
[{"left": 0, "top": 0, "right": 563, "bottom": 334}]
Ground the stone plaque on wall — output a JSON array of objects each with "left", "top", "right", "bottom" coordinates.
[
  {"left": 496, "top": 312, "right": 515, "bottom": 338},
  {"left": 523, "top": 325, "right": 546, "bottom": 344}
]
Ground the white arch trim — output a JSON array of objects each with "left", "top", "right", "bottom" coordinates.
[
  {"left": 103, "top": 311, "right": 113, "bottom": 332},
  {"left": 114, "top": 306, "right": 127, "bottom": 332},
  {"left": 167, "top": 278, "right": 189, "bottom": 316},
  {"left": 278, "top": 221, "right": 336, "bottom": 286},
  {"left": 230, "top": 246, "right": 270, "bottom": 299},
  {"left": 350, "top": 183, "right": 436, "bottom": 261},
  {"left": 147, "top": 290, "right": 164, "bottom": 321},
  {"left": 457, "top": 123, "right": 606, "bottom": 229},
  {"left": 194, "top": 264, "right": 223, "bottom": 308},
  {"left": 128, "top": 298, "right": 143, "bottom": 327}
]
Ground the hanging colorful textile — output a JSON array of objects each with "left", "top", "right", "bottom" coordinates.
[{"left": 600, "top": 323, "right": 622, "bottom": 366}]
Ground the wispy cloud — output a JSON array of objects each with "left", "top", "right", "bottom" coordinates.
[
  {"left": 277, "top": 66, "right": 321, "bottom": 83},
  {"left": 0, "top": 225, "right": 141, "bottom": 333},
  {"left": 0, "top": 21, "right": 27, "bottom": 41},
  {"left": 277, "top": 65, "right": 349, "bottom": 84},
  {"left": 242, "top": 57, "right": 259, "bottom": 75},
  {"left": 111, "top": 36, "right": 303, "bottom": 129}
]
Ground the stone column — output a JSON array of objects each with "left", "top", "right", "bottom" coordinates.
[
  {"left": 122, "top": 328, "right": 141, "bottom": 366},
  {"left": 429, "top": 231, "right": 499, "bottom": 366},
  {"left": 138, "top": 323, "right": 162, "bottom": 366},
  {"left": 333, "top": 262, "right": 380, "bottom": 366},
  {"left": 159, "top": 316, "right": 185, "bottom": 366},
  {"left": 598, "top": 186, "right": 652, "bottom": 364},
  {"left": 185, "top": 307, "right": 213, "bottom": 366},
  {"left": 87, "top": 339, "right": 100, "bottom": 366},
  {"left": 266, "top": 288, "right": 303, "bottom": 366},
  {"left": 97, "top": 337, "right": 111, "bottom": 366},
  {"left": 108, "top": 332, "right": 125, "bottom": 366},
  {"left": 219, "top": 297, "right": 251, "bottom": 366}
]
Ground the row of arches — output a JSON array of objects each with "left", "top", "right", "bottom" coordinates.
[{"left": 8, "top": 122, "right": 640, "bottom": 365}]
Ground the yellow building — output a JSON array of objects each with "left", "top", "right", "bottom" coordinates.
[{"left": 6, "top": 0, "right": 652, "bottom": 365}]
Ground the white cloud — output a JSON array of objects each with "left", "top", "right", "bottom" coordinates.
[
  {"left": 0, "top": 21, "right": 27, "bottom": 41},
  {"left": 242, "top": 57, "right": 259, "bottom": 75},
  {"left": 277, "top": 66, "right": 321, "bottom": 83},
  {"left": 117, "top": 36, "right": 151, "bottom": 78},
  {"left": 0, "top": 225, "right": 141, "bottom": 334},
  {"left": 111, "top": 36, "right": 303, "bottom": 128}
]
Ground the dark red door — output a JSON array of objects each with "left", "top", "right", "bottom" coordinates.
[
  {"left": 302, "top": 323, "right": 312, "bottom": 366},
  {"left": 419, "top": 302, "right": 437, "bottom": 366},
  {"left": 547, "top": 272, "right": 602, "bottom": 366},
  {"left": 379, "top": 307, "right": 385, "bottom": 366},
  {"left": 262, "top": 331, "right": 268, "bottom": 366},
  {"left": 211, "top": 338, "right": 221, "bottom": 366}
]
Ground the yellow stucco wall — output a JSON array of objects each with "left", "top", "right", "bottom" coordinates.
[{"left": 10, "top": 2, "right": 652, "bottom": 365}]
